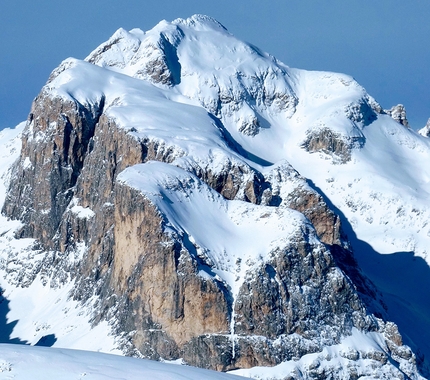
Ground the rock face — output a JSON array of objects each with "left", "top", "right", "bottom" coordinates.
[
  {"left": 1, "top": 15, "right": 426, "bottom": 380},
  {"left": 384, "top": 104, "right": 410, "bottom": 128},
  {"left": 302, "top": 127, "right": 357, "bottom": 163},
  {"left": 3, "top": 92, "right": 104, "bottom": 246},
  {"left": 87, "top": 27, "right": 182, "bottom": 86}
]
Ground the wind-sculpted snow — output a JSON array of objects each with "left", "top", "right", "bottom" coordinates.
[
  {"left": 86, "top": 14, "right": 298, "bottom": 137},
  {"left": 0, "top": 13, "right": 429, "bottom": 380}
]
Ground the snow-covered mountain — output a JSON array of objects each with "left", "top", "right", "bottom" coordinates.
[{"left": 0, "top": 14, "right": 429, "bottom": 379}]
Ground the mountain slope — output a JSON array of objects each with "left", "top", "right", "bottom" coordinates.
[{"left": 0, "top": 14, "right": 428, "bottom": 379}]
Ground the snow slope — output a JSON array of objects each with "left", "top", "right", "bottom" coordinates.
[{"left": 0, "top": 344, "right": 245, "bottom": 380}]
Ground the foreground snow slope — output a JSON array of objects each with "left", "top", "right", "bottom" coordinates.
[{"left": 0, "top": 344, "right": 245, "bottom": 380}]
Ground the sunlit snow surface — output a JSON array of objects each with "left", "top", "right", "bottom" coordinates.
[{"left": 0, "top": 344, "right": 245, "bottom": 380}]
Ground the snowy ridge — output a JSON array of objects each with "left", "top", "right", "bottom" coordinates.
[
  {"left": 47, "top": 59, "right": 236, "bottom": 166},
  {"left": 85, "top": 14, "right": 298, "bottom": 138}
]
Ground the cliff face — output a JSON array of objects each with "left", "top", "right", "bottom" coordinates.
[
  {"left": 3, "top": 93, "right": 103, "bottom": 246},
  {"left": 1, "top": 15, "right": 427, "bottom": 380}
]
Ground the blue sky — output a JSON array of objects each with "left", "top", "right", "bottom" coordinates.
[{"left": 1, "top": 1, "right": 430, "bottom": 129}]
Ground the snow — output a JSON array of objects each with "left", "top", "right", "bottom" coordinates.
[
  {"left": 22, "top": 157, "right": 32, "bottom": 170},
  {"left": 48, "top": 58, "right": 239, "bottom": 171},
  {"left": 0, "top": 122, "right": 25, "bottom": 205},
  {"left": 0, "top": 344, "right": 247, "bottom": 379},
  {"left": 0, "top": 277, "right": 118, "bottom": 352},
  {"left": 69, "top": 198, "right": 95, "bottom": 219}
]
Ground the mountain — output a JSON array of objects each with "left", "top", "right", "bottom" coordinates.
[{"left": 0, "top": 14, "right": 428, "bottom": 379}]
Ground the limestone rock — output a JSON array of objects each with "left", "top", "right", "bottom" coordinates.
[
  {"left": 301, "top": 127, "right": 365, "bottom": 164},
  {"left": 384, "top": 104, "right": 410, "bottom": 128}
]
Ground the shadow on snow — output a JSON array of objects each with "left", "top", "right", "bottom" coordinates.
[
  {"left": 0, "top": 288, "right": 57, "bottom": 347},
  {"left": 308, "top": 179, "right": 430, "bottom": 377}
]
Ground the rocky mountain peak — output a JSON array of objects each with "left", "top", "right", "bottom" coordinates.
[
  {"left": 172, "top": 14, "right": 229, "bottom": 32},
  {"left": 418, "top": 117, "right": 430, "bottom": 137},
  {"left": 384, "top": 103, "right": 410, "bottom": 127},
  {"left": 0, "top": 15, "right": 428, "bottom": 380},
  {"left": 85, "top": 16, "right": 298, "bottom": 138}
]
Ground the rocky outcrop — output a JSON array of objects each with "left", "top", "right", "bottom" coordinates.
[
  {"left": 2, "top": 91, "right": 104, "bottom": 247},
  {"left": 261, "top": 162, "right": 346, "bottom": 246},
  {"left": 418, "top": 118, "right": 430, "bottom": 137},
  {"left": 301, "top": 127, "right": 365, "bottom": 163},
  {"left": 385, "top": 104, "right": 410, "bottom": 128},
  {"left": 86, "top": 24, "right": 183, "bottom": 87},
  {"left": 284, "top": 186, "right": 342, "bottom": 246},
  {"left": 233, "top": 240, "right": 372, "bottom": 339}
]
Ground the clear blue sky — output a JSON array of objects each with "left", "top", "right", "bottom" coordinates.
[{"left": 1, "top": 1, "right": 430, "bottom": 129}]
